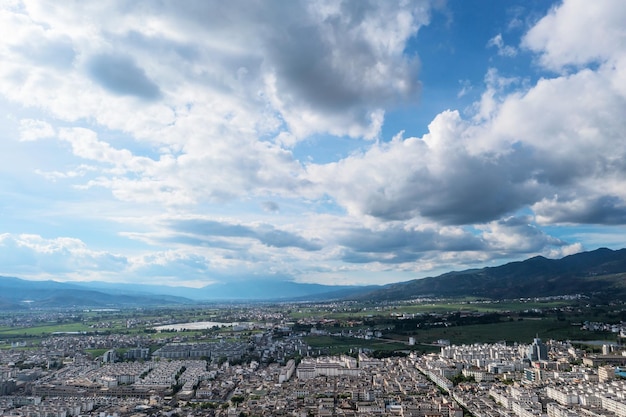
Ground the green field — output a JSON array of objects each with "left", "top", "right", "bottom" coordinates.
[
  {"left": 387, "top": 318, "right": 616, "bottom": 345},
  {"left": 304, "top": 335, "right": 414, "bottom": 355},
  {"left": 389, "top": 300, "right": 571, "bottom": 314},
  {"left": 0, "top": 298, "right": 619, "bottom": 358},
  {"left": 84, "top": 348, "right": 109, "bottom": 358},
  {"left": 0, "top": 323, "right": 92, "bottom": 336},
  {"left": 303, "top": 318, "right": 616, "bottom": 354},
  {"left": 289, "top": 300, "right": 573, "bottom": 320}
]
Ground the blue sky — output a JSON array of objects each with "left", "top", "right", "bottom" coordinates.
[{"left": 1, "top": 0, "right": 626, "bottom": 288}]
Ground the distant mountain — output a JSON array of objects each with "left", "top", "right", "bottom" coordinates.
[
  {"left": 0, "top": 296, "right": 26, "bottom": 310},
  {"left": 354, "top": 247, "right": 626, "bottom": 301},
  {"left": 0, "top": 276, "right": 378, "bottom": 308},
  {"left": 3, "top": 247, "right": 624, "bottom": 308},
  {"left": 0, "top": 276, "right": 194, "bottom": 309},
  {"left": 191, "top": 280, "right": 379, "bottom": 301},
  {"left": 73, "top": 279, "right": 379, "bottom": 301}
]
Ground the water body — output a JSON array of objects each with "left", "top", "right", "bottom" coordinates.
[{"left": 154, "top": 321, "right": 234, "bottom": 331}]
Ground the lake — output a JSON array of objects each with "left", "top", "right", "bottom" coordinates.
[{"left": 153, "top": 321, "right": 234, "bottom": 331}]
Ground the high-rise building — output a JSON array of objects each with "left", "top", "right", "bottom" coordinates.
[{"left": 527, "top": 336, "right": 548, "bottom": 361}]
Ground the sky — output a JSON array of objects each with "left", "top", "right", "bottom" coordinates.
[{"left": 1, "top": 0, "right": 626, "bottom": 288}]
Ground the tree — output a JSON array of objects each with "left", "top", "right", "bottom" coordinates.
[{"left": 231, "top": 395, "right": 245, "bottom": 406}]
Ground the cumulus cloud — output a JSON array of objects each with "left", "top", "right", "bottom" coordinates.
[
  {"left": 544, "top": 242, "right": 583, "bottom": 259},
  {"left": 58, "top": 127, "right": 136, "bottom": 166},
  {"left": 307, "top": 0, "right": 626, "bottom": 228},
  {"left": 262, "top": 0, "right": 428, "bottom": 139},
  {"left": 166, "top": 218, "right": 323, "bottom": 251},
  {"left": 335, "top": 222, "right": 485, "bottom": 264},
  {"left": 534, "top": 195, "right": 626, "bottom": 225},
  {"left": 0, "top": 233, "right": 128, "bottom": 276},
  {"left": 86, "top": 53, "right": 161, "bottom": 100},
  {"left": 130, "top": 251, "right": 211, "bottom": 279},
  {"left": 0, "top": 233, "right": 219, "bottom": 286},
  {"left": 0, "top": 0, "right": 436, "bottom": 212},
  {"left": 1, "top": 0, "right": 626, "bottom": 286},
  {"left": 306, "top": 112, "right": 543, "bottom": 224},
  {"left": 329, "top": 215, "right": 573, "bottom": 267},
  {"left": 0, "top": 0, "right": 431, "bottom": 141},
  {"left": 522, "top": 0, "right": 626, "bottom": 71},
  {"left": 478, "top": 216, "right": 565, "bottom": 253}
]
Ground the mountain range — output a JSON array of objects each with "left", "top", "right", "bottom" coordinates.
[
  {"left": 357, "top": 247, "right": 626, "bottom": 301},
  {"left": 1, "top": 247, "right": 625, "bottom": 308}
]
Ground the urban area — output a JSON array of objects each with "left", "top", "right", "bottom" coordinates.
[{"left": 1, "top": 305, "right": 626, "bottom": 417}]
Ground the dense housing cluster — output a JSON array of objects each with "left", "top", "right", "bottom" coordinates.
[{"left": 1, "top": 326, "right": 626, "bottom": 417}]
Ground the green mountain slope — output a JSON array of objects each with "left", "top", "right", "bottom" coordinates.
[{"left": 355, "top": 247, "right": 626, "bottom": 301}]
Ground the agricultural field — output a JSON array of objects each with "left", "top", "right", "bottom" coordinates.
[
  {"left": 0, "top": 296, "right": 622, "bottom": 357},
  {"left": 303, "top": 335, "right": 417, "bottom": 355},
  {"left": 288, "top": 299, "right": 577, "bottom": 321},
  {"left": 384, "top": 317, "right": 614, "bottom": 346}
]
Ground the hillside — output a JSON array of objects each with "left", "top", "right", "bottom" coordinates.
[{"left": 355, "top": 247, "right": 626, "bottom": 301}]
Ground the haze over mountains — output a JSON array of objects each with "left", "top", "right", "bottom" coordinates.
[{"left": 1, "top": 247, "right": 626, "bottom": 309}]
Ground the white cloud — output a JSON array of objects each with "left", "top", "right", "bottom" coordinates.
[
  {"left": 523, "top": 0, "right": 626, "bottom": 71},
  {"left": 487, "top": 33, "right": 517, "bottom": 57},
  {"left": 19, "top": 119, "right": 54, "bottom": 142},
  {"left": 0, "top": 0, "right": 431, "bottom": 142},
  {"left": 1, "top": 0, "right": 625, "bottom": 287},
  {"left": 457, "top": 79, "right": 472, "bottom": 98},
  {"left": 0, "top": 233, "right": 128, "bottom": 277},
  {"left": 478, "top": 216, "right": 565, "bottom": 253},
  {"left": 34, "top": 165, "right": 94, "bottom": 181},
  {"left": 307, "top": 0, "right": 626, "bottom": 230},
  {"left": 544, "top": 242, "right": 583, "bottom": 259},
  {"left": 306, "top": 111, "right": 543, "bottom": 224},
  {"left": 261, "top": 0, "right": 430, "bottom": 139},
  {"left": 0, "top": 1, "right": 434, "bottom": 209},
  {"left": 0, "top": 233, "right": 222, "bottom": 286},
  {"left": 58, "top": 128, "right": 135, "bottom": 167}
]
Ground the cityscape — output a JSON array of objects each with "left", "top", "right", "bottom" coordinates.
[
  {"left": 1, "top": 297, "right": 626, "bottom": 417},
  {"left": 2, "top": 1, "right": 626, "bottom": 416}
]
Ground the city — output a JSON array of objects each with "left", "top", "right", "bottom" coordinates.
[
  {"left": 1, "top": 299, "right": 626, "bottom": 417},
  {"left": 2, "top": 1, "right": 626, "bottom": 416}
]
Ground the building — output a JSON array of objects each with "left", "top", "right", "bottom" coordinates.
[
  {"left": 102, "top": 349, "right": 117, "bottom": 363},
  {"left": 527, "top": 337, "right": 548, "bottom": 362}
]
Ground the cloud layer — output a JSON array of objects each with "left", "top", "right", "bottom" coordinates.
[{"left": 1, "top": 0, "right": 626, "bottom": 286}]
